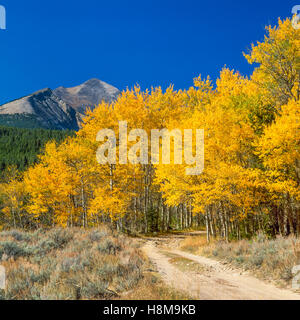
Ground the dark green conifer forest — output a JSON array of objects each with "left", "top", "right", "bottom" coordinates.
[{"left": 0, "top": 126, "right": 74, "bottom": 171}]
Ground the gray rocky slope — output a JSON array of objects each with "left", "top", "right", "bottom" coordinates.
[
  {"left": 0, "top": 79, "right": 120, "bottom": 130},
  {"left": 54, "top": 78, "right": 120, "bottom": 114}
]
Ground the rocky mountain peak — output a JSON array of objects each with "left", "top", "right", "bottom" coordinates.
[
  {"left": 0, "top": 79, "right": 120, "bottom": 130},
  {"left": 54, "top": 78, "right": 120, "bottom": 114}
]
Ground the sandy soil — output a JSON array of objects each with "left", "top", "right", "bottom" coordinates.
[{"left": 143, "top": 233, "right": 300, "bottom": 300}]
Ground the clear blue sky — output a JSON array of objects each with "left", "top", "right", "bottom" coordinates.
[{"left": 0, "top": 0, "right": 297, "bottom": 104}]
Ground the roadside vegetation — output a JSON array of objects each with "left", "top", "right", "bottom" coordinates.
[
  {"left": 120, "top": 270, "right": 192, "bottom": 300},
  {"left": 180, "top": 233, "right": 300, "bottom": 288},
  {"left": 0, "top": 227, "right": 188, "bottom": 300}
]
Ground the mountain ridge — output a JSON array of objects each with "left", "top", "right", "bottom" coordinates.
[
  {"left": 0, "top": 79, "right": 120, "bottom": 130},
  {"left": 54, "top": 78, "right": 120, "bottom": 114}
]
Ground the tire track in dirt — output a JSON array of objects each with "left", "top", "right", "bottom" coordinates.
[{"left": 143, "top": 238, "right": 300, "bottom": 300}]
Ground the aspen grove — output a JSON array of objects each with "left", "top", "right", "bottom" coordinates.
[{"left": 0, "top": 18, "right": 299, "bottom": 241}]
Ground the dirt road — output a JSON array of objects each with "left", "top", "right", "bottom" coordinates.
[{"left": 143, "top": 233, "right": 300, "bottom": 300}]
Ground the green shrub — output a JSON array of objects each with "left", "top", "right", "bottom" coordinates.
[
  {"left": 89, "top": 230, "right": 107, "bottom": 242},
  {"left": 0, "top": 241, "right": 27, "bottom": 260},
  {"left": 49, "top": 229, "right": 73, "bottom": 249},
  {"left": 97, "top": 238, "right": 121, "bottom": 255},
  {"left": 0, "top": 227, "right": 145, "bottom": 300}
]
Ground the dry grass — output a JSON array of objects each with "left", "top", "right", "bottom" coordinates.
[
  {"left": 119, "top": 253, "right": 192, "bottom": 300},
  {"left": 0, "top": 227, "right": 145, "bottom": 300},
  {"left": 180, "top": 234, "right": 208, "bottom": 254},
  {"left": 181, "top": 233, "right": 300, "bottom": 288},
  {"left": 119, "top": 272, "right": 192, "bottom": 300},
  {"left": 0, "top": 227, "right": 193, "bottom": 300}
]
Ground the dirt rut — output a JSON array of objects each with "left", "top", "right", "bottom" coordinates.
[{"left": 143, "top": 241, "right": 300, "bottom": 300}]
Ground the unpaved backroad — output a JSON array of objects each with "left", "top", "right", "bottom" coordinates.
[{"left": 143, "top": 232, "right": 300, "bottom": 300}]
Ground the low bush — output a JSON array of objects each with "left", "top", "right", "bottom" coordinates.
[
  {"left": 0, "top": 227, "right": 146, "bottom": 300},
  {"left": 199, "top": 233, "right": 300, "bottom": 287}
]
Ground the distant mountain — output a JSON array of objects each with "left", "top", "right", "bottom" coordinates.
[
  {"left": 0, "top": 79, "right": 120, "bottom": 130},
  {"left": 0, "top": 88, "right": 79, "bottom": 130},
  {"left": 54, "top": 78, "right": 120, "bottom": 114}
]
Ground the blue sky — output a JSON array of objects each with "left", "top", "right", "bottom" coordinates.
[{"left": 0, "top": 0, "right": 297, "bottom": 104}]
